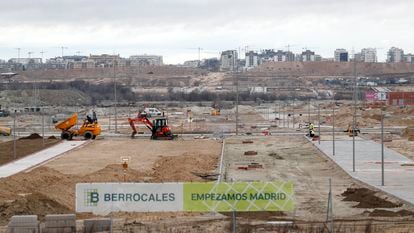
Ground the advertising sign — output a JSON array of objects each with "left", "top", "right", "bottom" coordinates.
[{"left": 76, "top": 181, "right": 294, "bottom": 214}]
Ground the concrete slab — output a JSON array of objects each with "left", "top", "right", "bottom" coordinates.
[
  {"left": 7, "top": 215, "right": 38, "bottom": 233},
  {"left": 0, "top": 140, "right": 87, "bottom": 178},
  {"left": 311, "top": 136, "right": 414, "bottom": 205}
]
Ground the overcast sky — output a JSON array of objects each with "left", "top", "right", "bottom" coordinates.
[{"left": 0, "top": 0, "right": 413, "bottom": 64}]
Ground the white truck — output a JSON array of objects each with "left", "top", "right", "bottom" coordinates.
[{"left": 142, "top": 108, "right": 163, "bottom": 117}]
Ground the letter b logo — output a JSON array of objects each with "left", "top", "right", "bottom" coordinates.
[
  {"left": 90, "top": 192, "right": 99, "bottom": 203},
  {"left": 86, "top": 189, "right": 99, "bottom": 206}
]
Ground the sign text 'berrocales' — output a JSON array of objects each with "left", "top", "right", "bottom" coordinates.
[{"left": 76, "top": 181, "right": 294, "bottom": 214}]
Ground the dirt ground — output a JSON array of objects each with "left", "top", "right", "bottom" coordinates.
[
  {"left": 0, "top": 134, "right": 60, "bottom": 166},
  {"left": 2, "top": 136, "right": 414, "bottom": 231},
  {"left": 223, "top": 136, "right": 414, "bottom": 222},
  {"left": 0, "top": 138, "right": 221, "bottom": 225},
  {"left": 364, "top": 133, "right": 414, "bottom": 161}
]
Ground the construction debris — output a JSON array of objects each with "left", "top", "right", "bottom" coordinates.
[
  {"left": 190, "top": 171, "right": 219, "bottom": 181},
  {"left": 268, "top": 152, "right": 284, "bottom": 160},
  {"left": 244, "top": 151, "right": 258, "bottom": 156},
  {"left": 242, "top": 140, "right": 253, "bottom": 144}
]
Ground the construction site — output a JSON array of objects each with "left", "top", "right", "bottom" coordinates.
[{"left": 1, "top": 63, "right": 414, "bottom": 233}]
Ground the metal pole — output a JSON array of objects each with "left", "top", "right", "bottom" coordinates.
[
  {"left": 114, "top": 60, "right": 118, "bottom": 134},
  {"left": 381, "top": 108, "right": 384, "bottom": 186},
  {"left": 318, "top": 104, "right": 321, "bottom": 144},
  {"left": 308, "top": 99, "right": 311, "bottom": 123},
  {"left": 287, "top": 103, "right": 290, "bottom": 128},
  {"left": 326, "top": 178, "right": 334, "bottom": 233},
  {"left": 235, "top": 72, "right": 239, "bottom": 136},
  {"left": 352, "top": 58, "right": 357, "bottom": 172},
  {"left": 42, "top": 109, "right": 45, "bottom": 146},
  {"left": 292, "top": 99, "right": 295, "bottom": 129},
  {"left": 278, "top": 102, "right": 280, "bottom": 125},
  {"left": 332, "top": 101, "right": 335, "bottom": 156},
  {"left": 232, "top": 210, "right": 236, "bottom": 233},
  {"left": 267, "top": 107, "right": 270, "bottom": 121},
  {"left": 108, "top": 113, "right": 111, "bottom": 131},
  {"left": 33, "top": 79, "right": 37, "bottom": 111},
  {"left": 13, "top": 110, "right": 17, "bottom": 159}
]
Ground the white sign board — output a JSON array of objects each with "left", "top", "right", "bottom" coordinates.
[
  {"left": 76, "top": 182, "right": 295, "bottom": 214},
  {"left": 76, "top": 183, "right": 183, "bottom": 214}
]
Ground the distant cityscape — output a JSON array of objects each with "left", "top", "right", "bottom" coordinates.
[{"left": 1, "top": 46, "right": 413, "bottom": 73}]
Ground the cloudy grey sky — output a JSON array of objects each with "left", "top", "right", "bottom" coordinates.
[{"left": 0, "top": 0, "right": 412, "bottom": 64}]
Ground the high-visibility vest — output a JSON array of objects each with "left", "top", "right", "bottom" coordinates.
[{"left": 309, "top": 124, "right": 314, "bottom": 130}]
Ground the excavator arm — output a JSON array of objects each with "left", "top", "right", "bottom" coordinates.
[{"left": 128, "top": 114, "right": 154, "bottom": 138}]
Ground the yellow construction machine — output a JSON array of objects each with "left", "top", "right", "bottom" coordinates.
[
  {"left": 0, "top": 126, "right": 11, "bottom": 136},
  {"left": 210, "top": 103, "right": 221, "bottom": 116},
  {"left": 55, "top": 113, "right": 101, "bottom": 140},
  {"left": 345, "top": 124, "right": 361, "bottom": 137}
]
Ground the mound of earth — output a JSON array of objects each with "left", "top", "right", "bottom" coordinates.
[
  {"left": 341, "top": 187, "right": 402, "bottom": 208},
  {"left": 368, "top": 209, "right": 414, "bottom": 217},
  {"left": 20, "top": 133, "right": 42, "bottom": 140}
]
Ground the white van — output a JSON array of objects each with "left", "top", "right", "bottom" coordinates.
[{"left": 142, "top": 108, "right": 163, "bottom": 117}]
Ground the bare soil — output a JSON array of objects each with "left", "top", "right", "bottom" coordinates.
[
  {"left": 0, "top": 138, "right": 221, "bottom": 225},
  {"left": 0, "top": 134, "right": 60, "bottom": 166},
  {"left": 223, "top": 136, "right": 414, "bottom": 222},
  {"left": 341, "top": 187, "right": 402, "bottom": 208}
]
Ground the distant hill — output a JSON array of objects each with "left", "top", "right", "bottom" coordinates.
[
  {"left": 248, "top": 61, "right": 414, "bottom": 77},
  {"left": 17, "top": 65, "right": 205, "bottom": 81}
]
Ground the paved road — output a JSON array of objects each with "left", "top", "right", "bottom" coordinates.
[
  {"left": 0, "top": 140, "right": 87, "bottom": 178},
  {"left": 311, "top": 137, "right": 414, "bottom": 204}
]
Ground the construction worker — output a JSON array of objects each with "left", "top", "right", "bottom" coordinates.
[
  {"left": 308, "top": 122, "right": 315, "bottom": 137},
  {"left": 86, "top": 110, "right": 97, "bottom": 124},
  {"left": 309, "top": 129, "right": 315, "bottom": 137},
  {"left": 92, "top": 110, "right": 97, "bottom": 123}
]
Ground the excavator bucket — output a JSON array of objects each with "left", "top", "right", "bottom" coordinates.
[{"left": 55, "top": 113, "right": 78, "bottom": 131}]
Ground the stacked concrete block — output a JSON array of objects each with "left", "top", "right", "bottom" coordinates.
[
  {"left": 44, "top": 214, "right": 76, "bottom": 233},
  {"left": 83, "top": 219, "right": 111, "bottom": 233},
  {"left": 7, "top": 215, "right": 39, "bottom": 233}
]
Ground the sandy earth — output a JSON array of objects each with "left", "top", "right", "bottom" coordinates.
[
  {"left": 0, "top": 138, "right": 221, "bottom": 225},
  {"left": 223, "top": 136, "right": 414, "bottom": 223},
  {"left": 44, "top": 138, "right": 220, "bottom": 176},
  {"left": 1, "top": 136, "right": 414, "bottom": 231}
]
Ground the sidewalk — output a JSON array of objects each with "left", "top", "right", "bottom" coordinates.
[
  {"left": 311, "top": 136, "right": 414, "bottom": 205},
  {"left": 0, "top": 140, "right": 87, "bottom": 178}
]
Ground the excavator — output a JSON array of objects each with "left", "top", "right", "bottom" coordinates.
[
  {"left": 344, "top": 124, "right": 361, "bottom": 137},
  {"left": 128, "top": 112, "right": 176, "bottom": 140},
  {"left": 210, "top": 102, "right": 221, "bottom": 116},
  {"left": 55, "top": 113, "right": 101, "bottom": 140}
]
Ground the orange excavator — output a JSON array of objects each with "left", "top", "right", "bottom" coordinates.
[{"left": 128, "top": 113, "right": 176, "bottom": 140}]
